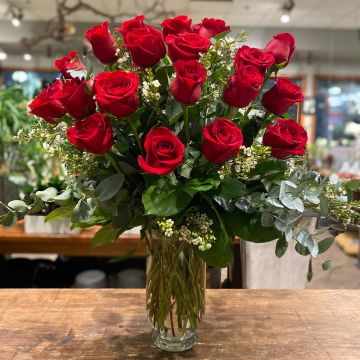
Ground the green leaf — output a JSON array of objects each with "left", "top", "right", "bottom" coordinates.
[
  {"left": 8, "top": 200, "right": 28, "bottom": 212},
  {"left": 307, "top": 258, "right": 313, "bottom": 282},
  {"left": 53, "top": 190, "right": 72, "bottom": 206},
  {"left": 142, "top": 178, "right": 193, "bottom": 217},
  {"left": 319, "top": 194, "right": 329, "bottom": 217},
  {"left": 218, "top": 178, "right": 247, "bottom": 199},
  {"left": 275, "top": 236, "right": 288, "bottom": 258},
  {"left": 72, "top": 198, "right": 96, "bottom": 223},
  {"left": 91, "top": 223, "right": 120, "bottom": 248},
  {"left": 213, "top": 29, "right": 231, "bottom": 40},
  {"left": 1, "top": 211, "right": 17, "bottom": 227},
  {"left": 249, "top": 159, "right": 287, "bottom": 180},
  {"left": 296, "top": 230, "right": 319, "bottom": 257},
  {"left": 28, "top": 196, "right": 44, "bottom": 215},
  {"left": 322, "top": 259, "right": 332, "bottom": 271},
  {"left": 95, "top": 174, "right": 124, "bottom": 201},
  {"left": 45, "top": 203, "right": 76, "bottom": 222},
  {"left": 165, "top": 100, "right": 182, "bottom": 125},
  {"left": 224, "top": 209, "right": 280, "bottom": 243},
  {"left": 35, "top": 187, "right": 58, "bottom": 202},
  {"left": 295, "top": 242, "right": 310, "bottom": 256},
  {"left": 318, "top": 237, "right": 335, "bottom": 254},
  {"left": 345, "top": 180, "right": 360, "bottom": 191},
  {"left": 185, "top": 178, "right": 220, "bottom": 194}
]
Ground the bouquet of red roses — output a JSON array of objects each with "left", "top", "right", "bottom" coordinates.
[{"left": 3, "top": 15, "right": 359, "bottom": 352}]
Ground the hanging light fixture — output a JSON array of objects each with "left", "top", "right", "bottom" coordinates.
[
  {"left": 9, "top": 4, "right": 23, "bottom": 27},
  {"left": 0, "top": 49, "right": 7, "bottom": 61},
  {"left": 23, "top": 53, "right": 32, "bottom": 61},
  {"left": 280, "top": 0, "right": 295, "bottom": 24}
]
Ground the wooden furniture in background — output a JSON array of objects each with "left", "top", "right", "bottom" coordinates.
[
  {"left": 0, "top": 221, "right": 146, "bottom": 257},
  {"left": 0, "top": 289, "right": 359, "bottom": 359}
]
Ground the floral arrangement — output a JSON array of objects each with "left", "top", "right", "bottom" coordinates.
[{"left": 1, "top": 14, "right": 360, "bottom": 351}]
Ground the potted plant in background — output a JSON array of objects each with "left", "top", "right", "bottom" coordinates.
[{"left": 1, "top": 15, "right": 360, "bottom": 352}]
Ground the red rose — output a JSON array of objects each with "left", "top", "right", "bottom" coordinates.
[
  {"left": 121, "top": 26, "right": 166, "bottom": 68},
  {"left": 54, "top": 50, "right": 86, "bottom": 79},
  {"left": 263, "top": 119, "right": 307, "bottom": 159},
  {"left": 265, "top": 33, "right": 295, "bottom": 67},
  {"left": 138, "top": 127, "right": 185, "bottom": 175},
  {"left": 165, "top": 32, "right": 211, "bottom": 62},
  {"left": 235, "top": 45, "right": 274, "bottom": 74},
  {"left": 170, "top": 60, "right": 206, "bottom": 105},
  {"left": 262, "top": 77, "right": 304, "bottom": 116},
  {"left": 55, "top": 78, "right": 95, "bottom": 120},
  {"left": 67, "top": 113, "right": 113, "bottom": 154},
  {"left": 193, "top": 18, "right": 230, "bottom": 39},
  {"left": 28, "top": 80, "right": 65, "bottom": 124},
  {"left": 201, "top": 118, "right": 243, "bottom": 164},
  {"left": 223, "top": 65, "right": 264, "bottom": 108},
  {"left": 161, "top": 15, "right": 192, "bottom": 38},
  {"left": 85, "top": 21, "right": 117, "bottom": 64},
  {"left": 94, "top": 70, "right": 139, "bottom": 118},
  {"left": 116, "top": 15, "right": 145, "bottom": 37}
]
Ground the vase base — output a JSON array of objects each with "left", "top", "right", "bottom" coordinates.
[{"left": 152, "top": 329, "right": 197, "bottom": 352}]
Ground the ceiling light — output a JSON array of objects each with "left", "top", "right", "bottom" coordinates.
[
  {"left": 280, "top": 13, "right": 290, "bottom": 23},
  {"left": 11, "top": 17, "right": 20, "bottom": 27},
  {"left": 9, "top": 5, "right": 23, "bottom": 27},
  {"left": 280, "top": 0, "right": 294, "bottom": 24},
  {"left": 23, "top": 53, "right": 32, "bottom": 61},
  {"left": 0, "top": 50, "right": 7, "bottom": 61}
]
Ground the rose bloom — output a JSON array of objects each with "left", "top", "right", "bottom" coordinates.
[
  {"left": 161, "top": 15, "right": 192, "bottom": 38},
  {"left": 263, "top": 119, "right": 307, "bottom": 159},
  {"left": 121, "top": 26, "right": 166, "bottom": 68},
  {"left": 116, "top": 15, "right": 145, "bottom": 37},
  {"left": 262, "top": 77, "right": 304, "bottom": 116},
  {"left": 94, "top": 70, "right": 139, "bottom": 118},
  {"left": 193, "top": 18, "right": 230, "bottom": 39},
  {"left": 85, "top": 20, "right": 117, "bottom": 64},
  {"left": 138, "top": 127, "right": 185, "bottom": 175},
  {"left": 28, "top": 79, "right": 65, "bottom": 124},
  {"left": 223, "top": 65, "right": 264, "bottom": 108},
  {"left": 235, "top": 45, "right": 274, "bottom": 74},
  {"left": 54, "top": 50, "right": 86, "bottom": 79},
  {"left": 55, "top": 78, "right": 95, "bottom": 120},
  {"left": 170, "top": 60, "right": 206, "bottom": 105},
  {"left": 202, "top": 118, "right": 243, "bottom": 164},
  {"left": 265, "top": 33, "right": 295, "bottom": 67},
  {"left": 165, "top": 32, "right": 211, "bottom": 62},
  {"left": 67, "top": 113, "right": 113, "bottom": 154}
]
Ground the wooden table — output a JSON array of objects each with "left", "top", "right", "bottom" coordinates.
[
  {"left": 0, "top": 222, "right": 146, "bottom": 257},
  {"left": 0, "top": 289, "right": 359, "bottom": 359}
]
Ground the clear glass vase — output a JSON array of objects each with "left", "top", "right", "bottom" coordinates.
[{"left": 145, "top": 228, "right": 206, "bottom": 352}]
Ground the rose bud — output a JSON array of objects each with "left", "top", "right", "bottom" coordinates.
[
  {"left": 94, "top": 70, "right": 140, "bottom": 118},
  {"left": 54, "top": 50, "right": 86, "bottom": 79},
  {"left": 265, "top": 33, "right": 295, "bottom": 67},
  {"left": 161, "top": 15, "right": 192, "bottom": 38},
  {"left": 121, "top": 26, "right": 166, "bottom": 68},
  {"left": 165, "top": 32, "right": 211, "bottom": 62},
  {"left": 138, "top": 127, "right": 185, "bottom": 175},
  {"left": 193, "top": 18, "right": 230, "bottom": 39},
  {"left": 55, "top": 78, "right": 95, "bottom": 120},
  {"left": 67, "top": 113, "right": 114, "bottom": 154},
  {"left": 201, "top": 118, "right": 243, "bottom": 164},
  {"left": 263, "top": 119, "right": 307, "bottom": 159},
  {"left": 85, "top": 20, "right": 117, "bottom": 64},
  {"left": 262, "top": 77, "right": 304, "bottom": 116},
  {"left": 116, "top": 15, "right": 146, "bottom": 38},
  {"left": 28, "top": 79, "right": 65, "bottom": 124},
  {"left": 170, "top": 60, "right": 206, "bottom": 105},
  {"left": 234, "top": 45, "right": 274, "bottom": 74},
  {"left": 223, "top": 65, "right": 264, "bottom": 108}
]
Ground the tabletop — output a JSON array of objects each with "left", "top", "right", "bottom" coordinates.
[{"left": 0, "top": 289, "right": 359, "bottom": 360}]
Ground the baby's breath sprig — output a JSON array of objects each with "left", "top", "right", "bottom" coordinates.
[{"left": 218, "top": 144, "right": 271, "bottom": 180}]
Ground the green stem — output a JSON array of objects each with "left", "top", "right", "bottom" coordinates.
[
  {"left": 263, "top": 110, "right": 271, "bottom": 123},
  {"left": 182, "top": 105, "right": 190, "bottom": 143},
  {"left": 225, "top": 105, "right": 239, "bottom": 120},
  {"left": 127, "top": 118, "right": 144, "bottom": 156},
  {"left": 104, "top": 152, "right": 122, "bottom": 174}
]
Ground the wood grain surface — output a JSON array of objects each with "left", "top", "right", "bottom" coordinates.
[
  {"left": 0, "top": 221, "right": 146, "bottom": 256},
  {"left": 0, "top": 289, "right": 359, "bottom": 359}
]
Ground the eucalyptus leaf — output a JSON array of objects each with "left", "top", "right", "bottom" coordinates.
[
  {"left": 91, "top": 223, "right": 120, "bottom": 248},
  {"left": 219, "top": 178, "right": 247, "bottom": 199},
  {"left": 72, "top": 198, "right": 96, "bottom": 223},
  {"left": 322, "top": 259, "right": 332, "bottom": 271},
  {"left": 307, "top": 258, "right": 313, "bottom": 282},
  {"left": 275, "top": 237, "right": 288, "bottom": 258},
  {"left": 318, "top": 237, "right": 335, "bottom": 254}
]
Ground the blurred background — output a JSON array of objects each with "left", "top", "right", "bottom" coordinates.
[{"left": 0, "top": 0, "right": 359, "bottom": 290}]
